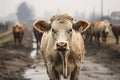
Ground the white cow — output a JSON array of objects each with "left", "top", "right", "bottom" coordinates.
[
  {"left": 33, "top": 13, "right": 90, "bottom": 80},
  {"left": 85, "top": 20, "right": 110, "bottom": 45}
]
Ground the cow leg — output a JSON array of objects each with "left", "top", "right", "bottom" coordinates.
[
  {"left": 94, "top": 35, "right": 97, "bottom": 43},
  {"left": 18, "top": 39, "right": 22, "bottom": 46},
  {"left": 96, "top": 34, "right": 100, "bottom": 45},
  {"left": 90, "top": 35, "right": 93, "bottom": 43},
  {"left": 84, "top": 33, "right": 88, "bottom": 42},
  {"left": 14, "top": 38, "right": 17, "bottom": 46},
  {"left": 98, "top": 37, "right": 100, "bottom": 45},
  {"left": 70, "top": 66, "right": 80, "bottom": 80},
  {"left": 117, "top": 36, "right": 119, "bottom": 44},
  {"left": 47, "top": 64, "right": 61, "bottom": 80},
  {"left": 36, "top": 40, "right": 39, "bottom": 55},
  {"left": 19, "top": 35, "right": 23, "bottom": 46},
  {"left": 18, "top": 39, "right": 21, "bottom": 44},
  {"left": 85, "top": 33, "right": 90, "bottom": 43},
  {"left": 115, "top": 35, "right": 119, "bottom": 44}
]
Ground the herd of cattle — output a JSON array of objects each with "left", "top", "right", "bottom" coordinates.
[
  {"left": 84, "top": 20, "right": 120, "bottom": 45},
  {"left": 10, "top": 16, "right": 120, "bottom": 48},
  {"left": 2, "top": 13, "right": 118, "bottom": 80}
]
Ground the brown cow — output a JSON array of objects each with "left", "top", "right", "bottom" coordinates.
[
  {"left": 85, "top": 20, "right": 110, "bottom": 45},
  {"left": 111, "top": 24, "right": 120, "bottom": 44},
  {"left": 33, "top": 26, "right": 43, "bottom": 54},
  {"left": 12, "top": 23, "right": 24, "bottom": 46},
  {"left": 33, "top": 13, "right": 90, "bottom": 80}
]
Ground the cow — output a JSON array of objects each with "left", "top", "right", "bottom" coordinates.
[
  {"left": 111, "top": 24, "right": 120, "bottom": 44},
  {"left": 12, "top": 23, "right": 24, "bottom": 46},
  {"left": 33, "top": 26, "right": 43, "bottom": 54},
  {"left": 85, "top": 20, "right": 110, "bottom": 45},
  {"left": 33, "top": 13, "right": 90, "bottom": 80}
]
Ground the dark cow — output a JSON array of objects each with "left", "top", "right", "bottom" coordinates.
[
  {"left": 33, "top": 13, "right": 90, "bottom": 80},
  {"left": 111, "top": 24, "right": 120, "bottom": 44},
  {"left": 85, "top": 20, "right": 110, "bottom": 45},
  {"left": 12, "top": 23, "right": 24, "bottom": 46},
  {"left": 33, "top": 26, "right": 43, "bottom": 54}
]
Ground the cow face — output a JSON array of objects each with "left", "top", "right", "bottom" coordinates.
[
  {"left": 13, "top": 24, "right": 23, "bottom": 33},
  {"left": 33, "top": 19, "right": 90, "bottom": 52},
  {"left": 102, "top": 20, "right": 110, "bottom": 42},
  {"left": 51, "top": 19, "right": 74, "bottom": 52}
]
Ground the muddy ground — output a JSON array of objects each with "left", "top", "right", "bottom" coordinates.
[
  {"left": 0, "top": 27, "right": 120, "bottom": 80},
  {"left": 82, "top": 43, "right": 120, "bottom": 80},
  {"left": 0, "top": 26, "right": 33, "bottom": 80}
]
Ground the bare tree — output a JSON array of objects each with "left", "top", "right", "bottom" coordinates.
[{"left": 16, "top": 2, "right": 34, "bottom": 23}]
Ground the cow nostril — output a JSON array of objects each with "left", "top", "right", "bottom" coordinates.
[
  {"left": 106, "top": 32, "right": 109, "bottom": 34},
  {"left": 64, "top": 43, "right": 67, "bottom": 47},
  {"left": 56, "top": 42, "right": 67, "bottom": 51},
  {"left": 57, "top": 42, "right": 67, "bottom": 47}
]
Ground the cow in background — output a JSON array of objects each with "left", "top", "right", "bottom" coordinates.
[
  {"left": 33, "top": 13, "right": 90, "bottom": 80},
  {"left": 111, "top": 24, "right": 120, "bottom": 44},
  {"left": 85, "top": 20, "right": 110, "bottom": 45},
  {"left": 33, "top": 26, "right": 43, "bottom": 54},
  {"left": 12, "top": 23, "right": 24, "bottom": 46}
]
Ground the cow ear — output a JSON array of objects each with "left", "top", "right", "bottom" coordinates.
[
  {"left": 73, "top": 20, "right": 90, "bottom": 32},
  {"left": 33, "top": 20, "right": 51, "bottom": 32}
]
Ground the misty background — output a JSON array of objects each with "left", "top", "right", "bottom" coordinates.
[{"left": 0, "top": 0, "right": 120, "bottom": 24}]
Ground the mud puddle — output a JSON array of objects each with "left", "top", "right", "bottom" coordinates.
[{"left": 23, "top": 35, "right": 49, "bottom": 80}]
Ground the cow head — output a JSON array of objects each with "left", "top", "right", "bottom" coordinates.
[
  {"left": 102, "top": 20, "right": 110, "bottom": 42},
  {"left": 13, "top": 24, "right": 23, "bottom": 32},
  {"left": 33, "top": 14, "right": 90, "bottom": 52},
  {"left": 34, "top": 17, "right": 90, "bottom": 52}
]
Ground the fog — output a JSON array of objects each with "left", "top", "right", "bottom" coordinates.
[{"left": 0, "top": 0, "right": 120, "bottom": 21}]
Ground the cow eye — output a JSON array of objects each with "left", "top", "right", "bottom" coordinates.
[
  {"left": 67, "top": 29, "right": 72, "bottom": 33},
  {"left": 52, "top": 29, "right": 57, "bottom": 33}
]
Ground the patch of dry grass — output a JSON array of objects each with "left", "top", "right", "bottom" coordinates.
[
  {"left": 0, "top": 33, "right": 13, "bottom": 45},
  {"left": 107, "top": 31, "right": 120, "bottom": 52}
]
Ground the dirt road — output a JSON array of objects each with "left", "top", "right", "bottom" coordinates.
[
  {"left": 24, "top": 43, "right": 120, "bottom": 80},
  {"left": 81, "top": 44, "right": 120, "bottom": 80},
  {"left": 0, "top": 27, "right": 120, "bottom": 80}
]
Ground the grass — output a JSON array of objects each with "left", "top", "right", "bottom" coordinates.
[
  {"left": 107, "top": 31, "right": 120, "bottom": 44},
  {"left": 0, "top": 33, "right": 13, "bottom": 45},
  {"left": 106, "top": 31, "right": 120, "bottom": 52}
]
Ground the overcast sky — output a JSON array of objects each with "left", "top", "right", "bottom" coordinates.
[{"left": 0, "top": 0, "right": 120, "bottom": 18}]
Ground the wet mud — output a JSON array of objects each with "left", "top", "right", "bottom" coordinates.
[{"left": 0, "top": 27, "right": 120, "bottom": 80}]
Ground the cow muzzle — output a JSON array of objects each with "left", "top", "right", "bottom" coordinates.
[{"left": 56, "top": 42, "right": 67, "bottom": 51}]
